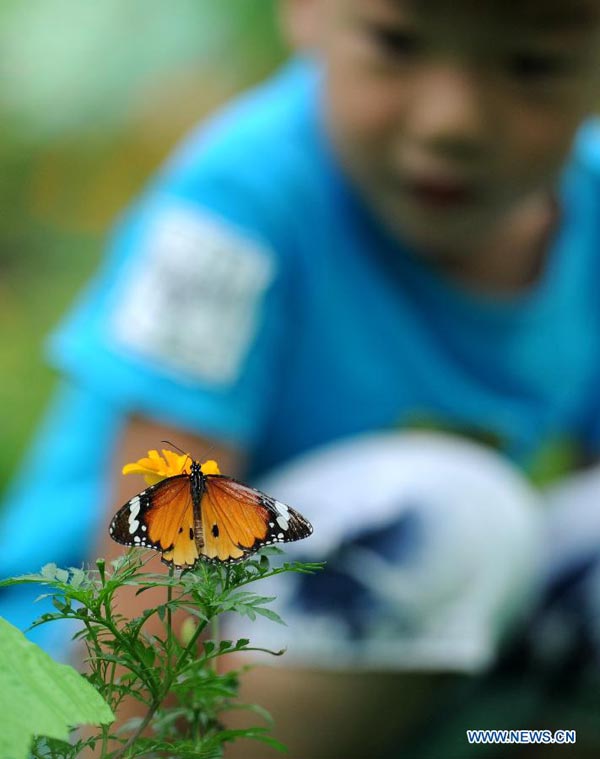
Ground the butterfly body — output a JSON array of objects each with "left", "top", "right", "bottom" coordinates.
[
  {"left": 189, "top": 461, "right": 206, "bottom": 552},
  {"left": 109, "top": 459, "right": 312, "bottom": 568}
]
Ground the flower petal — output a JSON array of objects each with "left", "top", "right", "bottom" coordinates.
[
  {"left": 161, "top": 449, "right": 190, "bottom": 475},
  {"left": 201, "top": 459, "right": 221, "bottom": 475},
  {"left": 123, "top": 452, "right": 171, "bottom": 484},
  {"left": 121, "top": 448, "right": 216, "bottom": 486}
]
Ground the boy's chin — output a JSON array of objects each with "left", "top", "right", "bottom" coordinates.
[{"left": 385, "top": 205, "right": 492, "bottom": 259}]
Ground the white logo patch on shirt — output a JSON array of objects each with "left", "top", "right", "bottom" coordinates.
[{"left": 110, "top": 204, "right": 274, "bottom": 384}]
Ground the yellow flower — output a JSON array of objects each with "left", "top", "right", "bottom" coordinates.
[{"left": 122, "top": 449, "right": 221, "bottom": 485}]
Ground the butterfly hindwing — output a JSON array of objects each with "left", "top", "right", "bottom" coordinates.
[
  {"left": 109, "top": 474, "right": 200, "bottom": 569},
  {"left": 199, "top": 475, "right": 313, "bottom": 563}
]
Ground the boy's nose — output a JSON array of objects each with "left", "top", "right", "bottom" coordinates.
[{"left": 404, "top": 63, "right": 489, "bottom": 164}]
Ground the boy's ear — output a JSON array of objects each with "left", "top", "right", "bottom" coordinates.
[{"left": 280, "top": 0, "right": 323, "bottom": 49}]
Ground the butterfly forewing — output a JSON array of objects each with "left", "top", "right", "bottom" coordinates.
[
  {"left": 109, "top": 475, "right": 200, "bottom": 568},
  {"left": 199, "top": 475, "right": 313, "bottom": 563}
]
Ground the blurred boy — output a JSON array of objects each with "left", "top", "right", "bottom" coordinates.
[{"left": 4, "top": 0, "right": 600, "bottom": 755}]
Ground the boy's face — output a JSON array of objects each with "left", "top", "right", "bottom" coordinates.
[{"left": 304, "top": 0, "right": 600, "bottom": 255}]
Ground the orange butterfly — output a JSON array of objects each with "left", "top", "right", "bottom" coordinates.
[{"left": 109, "top": 459, "right": 313, "bottom": 568}]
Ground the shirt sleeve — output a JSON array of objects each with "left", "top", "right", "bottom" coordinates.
[{"left": 48, "top": 169, "right": 290, "bottom": 448}]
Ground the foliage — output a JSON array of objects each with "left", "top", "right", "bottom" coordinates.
[
  {"left": 0, "top": 616, "right": 113, "bottom": 759},
  {"left": 0, "top": 548, "right": 322, "bottom": 758},
  {"left": 0, "top": 0, "right": 286, "bottom": 494}
]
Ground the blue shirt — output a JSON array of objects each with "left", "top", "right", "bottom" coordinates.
[{"left": 3, "top": 59, "right": 600, "bottom": 649}]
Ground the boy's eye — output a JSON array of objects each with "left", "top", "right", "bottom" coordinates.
[
  {"left": 367, "top": 23, "right": 422, "bottom": 59},
  {"left": 507, "top": 51, "right": 575, "bottom": 82}
]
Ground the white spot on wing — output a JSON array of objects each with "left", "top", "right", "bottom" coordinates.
[
  {"left": 129, "top": 497, "right": 141, "bottom": 521},
  {"left": 275, "top": 501, "right": 289, "bottom": 517},
  {"left": 276, "top": 515, "right": 289, "bottom": 531},
  {"left": 129, "top": 518, "right": 140, "bottom": 534}
]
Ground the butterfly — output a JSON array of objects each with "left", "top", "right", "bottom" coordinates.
[{"left": 109, "top": 459, "right": 313, "bottom": 568}]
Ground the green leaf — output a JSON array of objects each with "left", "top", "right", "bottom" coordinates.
[
  {"left": 0, "top": 617, "right": 114, "bottom": 759},
  {"left": 54, "top": 569, "right": 70, "bottom": 584},
  {"left": 202, "top": 640, "right": 215, "bottom": 657},
  {"left": 212, "top": 726, "right": 288, "bottom": 752},
  {"left": 40, "top": 563, "right": 58, "bottom": 580},
  {"left": 68, "top": 568, "right": 88, "bottom": 589},
  {"left": 255, "top": 546, "right": 284, "bottom": 557},
  {"left": 252, "top": 606, "right": 286, "bottom": 625},
  {"left": 51, "top": 597, "right": 70, "bottom": 613},
  {"left": 138, "top": 644, "right": 156, "bottom": 668}
]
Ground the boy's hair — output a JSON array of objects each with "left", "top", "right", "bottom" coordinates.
[{"left": 394, "top": 0, "right": 598, "bottom": 23}]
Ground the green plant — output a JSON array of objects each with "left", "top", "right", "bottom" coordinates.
[
  {"left": 1, "top": 547, "right": 322, "bottom": 758},
  {"left": 0, "top": 616, "right": 113, "bottom": 759}
]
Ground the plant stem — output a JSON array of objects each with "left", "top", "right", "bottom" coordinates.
[
  {"left": 210, "top": 616, "right": 220, "bottom": 672},
  {"left": 166, "top": 565, "right": 174, "bottom": 659},
  {"left": 112, "top": 698, "right": 161, "bottom": 759},
  {"left": 99, "top": 723, "right": 109, "bottom": 759}
]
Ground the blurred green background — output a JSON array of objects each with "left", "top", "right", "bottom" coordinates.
[{"left": 0, "top": 0, "right": 286, "bottom": 493}]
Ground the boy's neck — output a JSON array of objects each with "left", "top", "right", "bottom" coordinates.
[{"left": 435, "top": 192, "right": 558, "bottom": 295}]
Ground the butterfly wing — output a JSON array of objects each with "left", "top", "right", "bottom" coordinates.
[
  {"left": 199, "top": 475, "right": 313, "bottom": 563},
  {"left": 109, "top": 474, "right": 200, "bottom": 569}
]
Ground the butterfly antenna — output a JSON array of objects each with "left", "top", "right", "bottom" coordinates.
[
  {"left": 161, "top": 440, "right": 192, "bottom": 472},
  {"left": 200, "top": 442, "right": 217, "bottom": 461}
]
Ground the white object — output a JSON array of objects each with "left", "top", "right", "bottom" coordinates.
[
  {"left": 111, "top": 203, "right": 274, "bottom": 384},
  {"left": 229, "top": 431, "right": 544, "bottom": 673}
]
